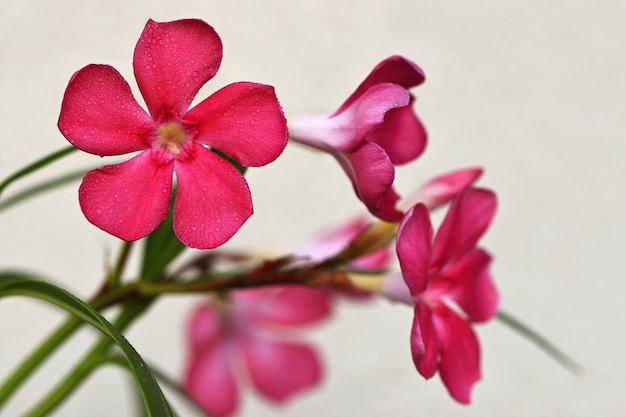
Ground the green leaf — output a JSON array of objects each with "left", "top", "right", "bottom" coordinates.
[
  {"left": 0, "top": 274, "right": 174, "bottom": 417},
  {"left": 0, "top": 146, "right": 77, "bottom": 198},
  {"left": 496, "top": 310, "right": 583, "bottom": 375},
  {"left": 0, "top": 168, "right": 88, "bottom": 213}
]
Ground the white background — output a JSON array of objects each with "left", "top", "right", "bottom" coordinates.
[{"left": 1, "top": 1, "right": 624, "bottom": 416}]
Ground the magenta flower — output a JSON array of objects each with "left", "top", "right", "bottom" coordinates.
[
  {"left": 383, "top": 187, "right": 498, "bottom": 403},
  {"left": 406, "top": 167, "right": 484, "bottom": 211},
  {"left": 185, "top": 287, "right": 330, "bottom": 416},
  {"left": 289, "top": 56, "right": 427, "bottom": 222},
  {"left": 58, "top": 19, "right": 288, "bottom": 249},
  {"left": 293, "top": 216, "right": 391, "bottom": 271}
]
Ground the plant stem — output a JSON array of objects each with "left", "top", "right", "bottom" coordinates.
[
  {"left": 0, "top": 317, "right": 81, "bottom": 409},
  {"left": 106, "top": 241, "right": 134, "bottom": 289}
]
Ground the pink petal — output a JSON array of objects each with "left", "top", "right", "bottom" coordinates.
[
  {"left": 442, "top": 249, "right": 499, "bottom": 323},
  {"left": 396, "top": 204, "right": 433, "bottom": 295},
  {"left": 337, "top": 55, "right": 425, "bottom": 114},
  {"left": 173, "top": 143, "right": 252, "bottom": 249},
  {"left": 78, "top": 151, "right": 172, "bottom": 241},
  {"left": 413, "top": 301, "right": 439, "bottom": 378},
  {"left": 184, "top": 345, "right": 240, "bottom": 417},
  {"left": 366, "top": 98, "right": 427, "bottom": 165},
  {"left": 431, "top": 187, "right": 497, "bottom": 268},
  {"left": 251, "top": 286, "right": 332, "bottom": 326},
  {"left": 58, "top": 64, "right": 154, "bottom": 156},
  {"left": 133, "top": 19, "right": 222, "bottom": 120},
  {"left": 410, "top": 167, "right": 483, "bottom": 210},
  {"left": 289, "top": 83, "right": 409, "bottom": 152},
  {"left": 185, "top": 82, "right": 288, "bottom": 167},
  {"left": 187, "top": 303, "right": 227, "bottom": 357},
  {"left": 432, "top": 304, "right": 481, "bottom": 404},
  {"left": 339, "top": 142, "right": 403, "bottom": 222},
  {"left": 242, "top": 337, "right": 323, "bottom": 403}
]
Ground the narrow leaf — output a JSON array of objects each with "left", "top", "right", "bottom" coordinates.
[
  {"left": 0, "top": 146, "right": 77, "bottom": 197},
  {"left": 0, "top": 274, "right": 174, "bottom": 417}
]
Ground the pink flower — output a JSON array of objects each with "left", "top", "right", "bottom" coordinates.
[
  {"left": 289, "top": 56, "right": 427, "bottom": 222},
  {"left": 405, "top": 167, "right": 484, "bottom": 211},
  {"left": 58, "top": 19, "right": 288, "bottom": 249},
  {"left": 185, "top": 286, "right": 330, "bottom": 417},
  {"left": 383, "top": 187, "right": 498, "bottom": 403},
  {"left": 294, "top": 216, "right": 391, "bottom": 271}
]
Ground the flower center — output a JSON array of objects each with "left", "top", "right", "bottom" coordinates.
[{"left": 156, "top": 122, "right": 188, "bottom": 156}]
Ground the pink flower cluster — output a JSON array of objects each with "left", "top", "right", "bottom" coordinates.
[{"left": 58, "top": 17, "right": 499, "bottom": 414}]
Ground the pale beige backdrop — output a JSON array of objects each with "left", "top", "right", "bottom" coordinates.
[{"left": 1, "top": 0, "right": 624, "bottom": 416}]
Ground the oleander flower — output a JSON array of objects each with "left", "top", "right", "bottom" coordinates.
[
  {"left": 405, "top": 167, "right": 484, "bottom": 211},
  {"left": 185, "top": 286, "right": 330, "bottom": 416},
  {"left": 289, "top": 56, "right": 427, "bottom": 222},
  {"left": 383, "top": 187, "right": 498, "bottom": 403},
  {"left": 58, "top": 19, "right": 288, "bottom": 249}
]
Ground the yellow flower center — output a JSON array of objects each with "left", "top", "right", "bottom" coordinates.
[{"left": 157, "top": 123, "right": 187, "bottom": 156}]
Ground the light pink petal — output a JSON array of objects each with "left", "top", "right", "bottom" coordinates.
[
  {"left": 58, "top": 64, "right": 154, "bottom": 156},
  {"left": 78, "top": 151, "right": 172, "bottom": 241},
  {"left": 413, "top": 301, "right": 439, "bottom": 379},
  {"left": 432, "top": 187, "right": 497, "bottom": 268},
  {"left": 338, "top": 55, "right": 425, "bottom": 113},
  {"left": 133, "top": 19, "right": 222, "bottom": 120},
  {"left": 173, "top": 143, "right": 252, "bottom": 249},
  {"left": 185, "top": 82, "right": 288, "bottom": 167},
  {"left": 243, "top": 337, "right": 323, "bottom": 403},
  {"left": 251, "top": 286, "right": 332, "bottom": 326},
  {"left": 184, "top": 346, "right": 240, "bottom": 417},
  {"left": 351, "top": 244, "right": 392, "bottom": 271},
  {"left": 289, "top": 83, "right": 409, "bottom": 152},
  {"left": 442, "top": 249, "right": 499, "bottom": 323},
  {"left": 187, "top": 303, "right": 227, "bottom": 356},
  {"left": 410, "top": 167, "right": 483, "bottom": 210},
  {"left": 339, "top": 142, "right": 403, "bottom": 222},
  {"left": 432, "top": 304, "right": 481, "bottom": 404},
  {"left": 366, "top": 99, "right": 427, "bottom": 165},
  {"left": 396, "top": 204, "right": 433, "bottom": 295}
]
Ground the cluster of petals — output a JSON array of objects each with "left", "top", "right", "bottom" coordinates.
[
  {"left": 383, "top": 187, "right": 498, "bottom": 403},
  {"left": 288, "top": 56, "right": 427, "bottom": 222},
  {"left": 58, "top": 18, "right": 288, "bottom": 249},
  {"left": 185, "top": 286, "right": 330, "bottom": 417}
]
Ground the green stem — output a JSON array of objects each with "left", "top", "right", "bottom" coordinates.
[
  {"left": 496, "top": 310, "right": 583, "bottom": 375},
  {"left": 106, "top": 241, "right": 134, "bottom": 289},
  {"left": 23, "top": 350, "right": 106, "bottom": 417},
  {"left": 0, "top": 317, "right": 82, "bottom": 408}
]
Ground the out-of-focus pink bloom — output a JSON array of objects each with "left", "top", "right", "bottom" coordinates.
[
  {"left": 383, "top": 187, "right": 498, "bottom": 403},
  {"left": 294, "top": 216, "right": 391, "bottom": 271},
  {"left": 185, "top": 286, "right": 330, "bottom": 417},
  {"left": 289, "top": 56, "right": 427, "bottom": 222},
  {"left": 58, "top": 19, "right": 287, "bottom": 249},
  {"left": 403, "top": 167, "right": 484, "bottom": 211}
]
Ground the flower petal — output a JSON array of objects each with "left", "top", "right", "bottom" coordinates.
[
  {"left": 338, "top": 55, "right": 425, "bottom": 114},
  {"left": 58, "top": 64, "right": 154, "bottom": 156},
  {"left": 289, "top": 83, "right": 409, "bottom": 152},
  {"left": 185, "top": 82, "right": 288, "bottom": 167},
  {"left": 366, "top": 98, "right": 427, "bottom": 165},
  {"left": 184, "top": 345, "right": 240, "bottom": 417},
  {"left": 173, "top": 144, "right": 252, "bottom": 249},
  {"left": 441, "top": 249, "right": 499, "bottom": 323},
  {"left": 339, "top": 142, "right": 403, "bottom": 222},
  {"left": 413, "top": 301, "right": 439, "bottom": 378},
  {"left": 250, "top": 286, "right": 332, "bottom": 326},
  {"left": 187, "top": 303, "right": 227, "bottom": 357},
  {"left": 242, "top": 337, "right": 323, "bottom": 403},
  {"left": 396, "top": 204, "right": 433, "bottom": 295},
  {"left": 432, "top": 187, "right": 497, "bottom": 268},
  {"left": 134, "top": 19, "right": 222, "bottom": 120},
  {"left": 432, "top": 304, "right": 481, "bottom": 404},
  {"left": 78, "top": 151, "right": 172, "bottom": 241},
  {"left": 408, "top": 167, "right": 483, "bottom": 210}
]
